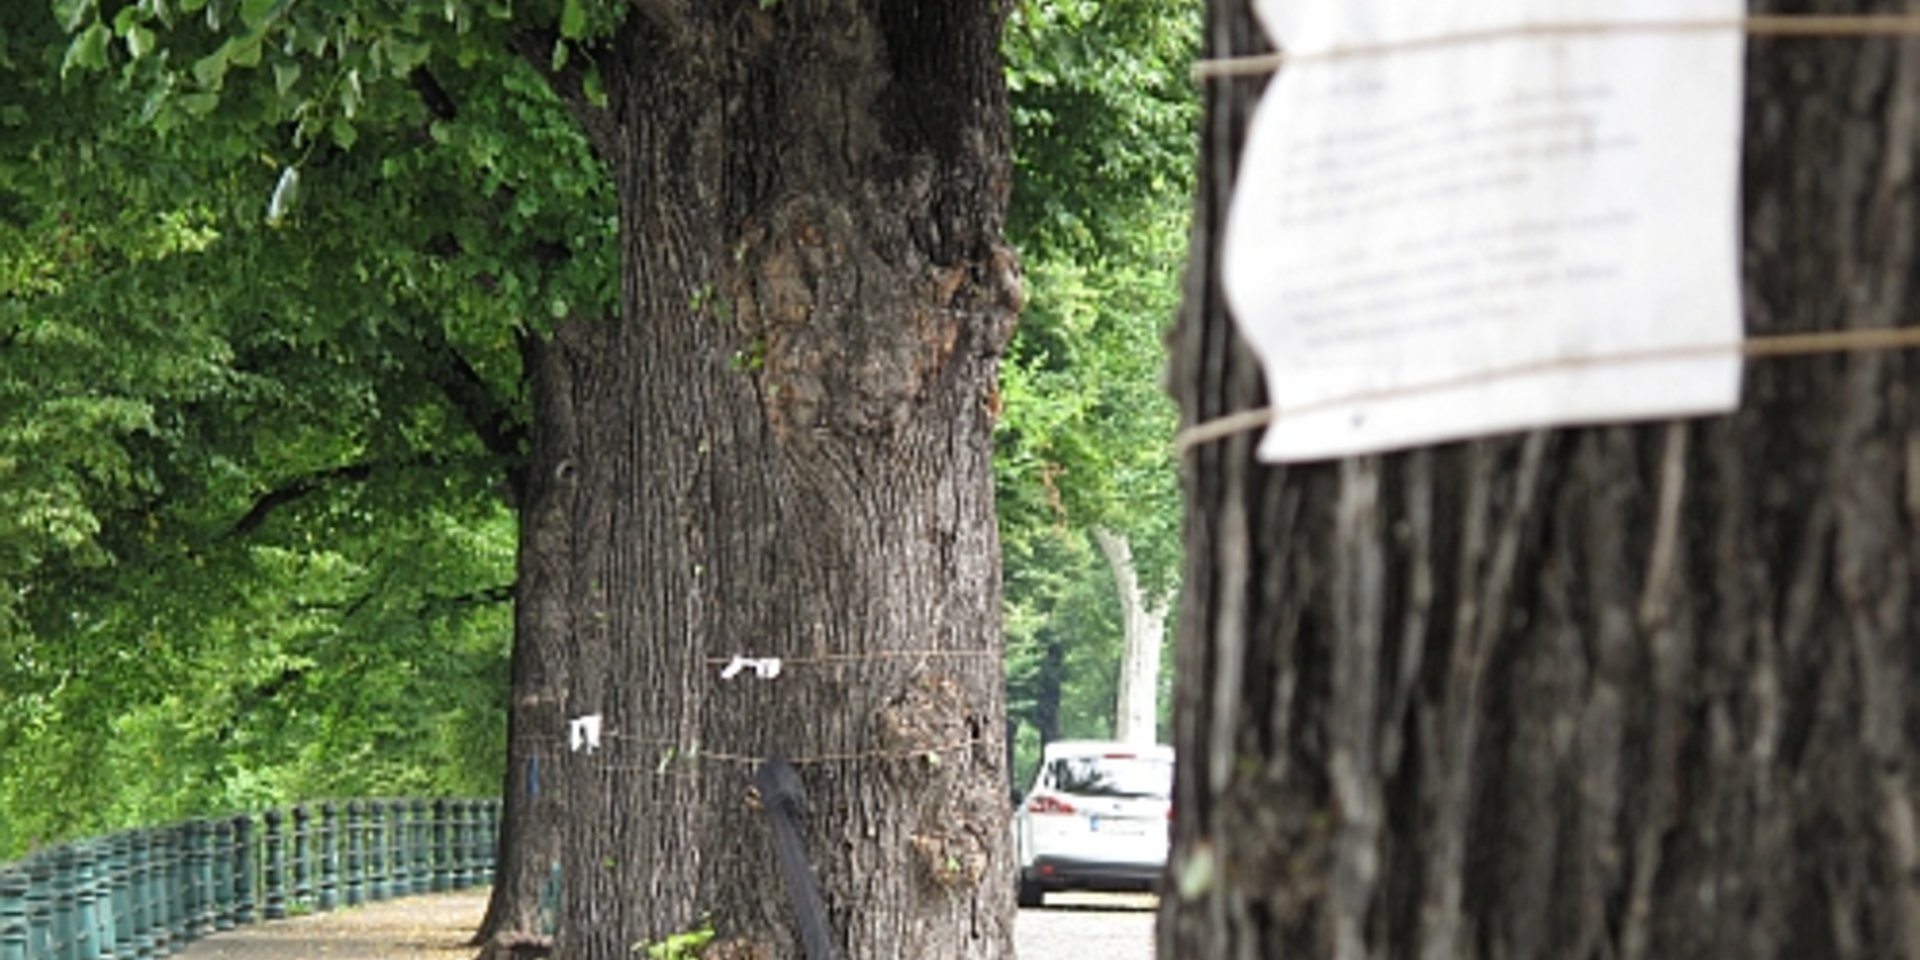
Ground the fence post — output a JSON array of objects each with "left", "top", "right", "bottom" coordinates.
[
  {"left": 105, "top": 835, "right": 130, "bottom": 960},
  {"left": 91, "top": 838, "right": 119, "bottom": 960},
  {"left": 457, "top": 801, "right": 478, "bottom": 888},
  {"left": 470, "top": 800, "right": 489, "bottom": 885},
  {"left": 72, "top": 840, "right": 101, "bottom": 960},
  {"left": 80, "top": 839, "right": 113, "bottom": 960},
  {"left": 430, "top": 801, "right": 449, "bottom": 892},
  {"left": 232, "top": 816, "right": 255, "bottom": 927},
  {"left": 406, "top": 799, "right": 427, "bottom": 895},
  {"left": 392, "top": 801, "right": 413, "bottom": 897},
  {"left": 343, "top": 801, "right": 364, "bottom": 908},
  {"left": 126, "top": 831, "right": 153, "bottom": 960},
  {"left": 154, "top": 827, "right": 177, "bottom": 957},
  {"left": 1, "top": 868, "right": 27, "bottom": 960},
  {"left": 171, "top": 822, "right": 195, "bottom": 949},
  {"left": 174, "top": 822, "right": 194, "bottom": 947},
  {"left": 164, "top": 825, "right": 186, "bottom": 952},
  {"left": 24, "top": 855, "right": 50, "bottom": 960},
  {"left": 480, "top": 801, "right": 499, "bottom": 874},
  {"left": 188, "top": 822, "right": 206, "bottom": 948},
  {"left": 398, "top": 801, "right": 415, "bottom": 895},
  {"left": 262, "top": 811, "right": 285, "bottom": 921},
  {"left": 369, "top": 801, "right": 390, "bottom": 902},
  {"left": 290, "top": 806, "right": 311, "bottom": 913},
  {"left": 51, "top": 847, "right": 77, "bottom": 960},
  {"left": 316, "top": 803, "right": 338, "bottom": 912},
  {"left": 444, "top": 803, "right": 463, "bottom": 889},
  {"left": 209, "top": 820, "right": 233, "bottom": 932}
]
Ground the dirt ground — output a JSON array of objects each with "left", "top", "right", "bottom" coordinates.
[
  {"left": 170, "top": 891, "right": 489, "bottom": 960},
  {"left": 166, "top": 888, "right": 1157, "bottom": 960}
]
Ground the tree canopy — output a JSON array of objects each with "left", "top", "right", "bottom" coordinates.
[{"left": 0, "top": 0, "right": 612, "bottom": 855}]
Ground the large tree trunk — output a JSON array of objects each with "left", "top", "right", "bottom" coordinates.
[
  {"left": 473, "top": 323, "right": 599, "bottom": 952},
  {"left": 550, "top": 5, "right": 1020, "bottom": 959},
  {"left": 1165, "top": 3, "right": 1920, "bottom": 959},
  {"left": 1093, "top": 527, "right": 1169, "bottom": 745}
]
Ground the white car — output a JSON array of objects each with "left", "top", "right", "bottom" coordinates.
[{"left": 1013, "top": 740, "right": 1173, "bottom": 907}]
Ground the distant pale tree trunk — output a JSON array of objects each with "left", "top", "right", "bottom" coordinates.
[
  {"left": 1093, "top": 527, "right": 1169, "bottom": 744},
  {"left": 1164, "top": 1, "right": 1920, "bottom": 958}
]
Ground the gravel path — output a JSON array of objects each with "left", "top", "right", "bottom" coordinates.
[
  {"left": 1016, "top": 893, "right": 1158, "bottom": 960},
  {"left": 167, "top": 889, "right": 1155, "bottom": 959},
  {"left": 170, "top": 892, "right": 488, "bottom": 960}
]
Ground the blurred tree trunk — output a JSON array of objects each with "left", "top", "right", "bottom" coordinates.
[{"left": 1164, "top": 2, "right": 1920, "bottom": 958}]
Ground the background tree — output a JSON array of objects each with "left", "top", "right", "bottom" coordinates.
[
  {"left": 997, "top": 0, "right": 1195, "bottom": 771},
  {"left": 1166, "top": 2, "right": 1920, "bottom": 957}
]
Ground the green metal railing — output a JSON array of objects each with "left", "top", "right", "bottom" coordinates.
[{"left": 0, "top": 798, "right": 499, "bottom": 960}]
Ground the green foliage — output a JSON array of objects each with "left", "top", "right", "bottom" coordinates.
[
  {"left": 997, "top": 0, "right": 1197, "bottom": 750},
  {"left": 1, "top": 0, "right": 614, "bottom": 858}
]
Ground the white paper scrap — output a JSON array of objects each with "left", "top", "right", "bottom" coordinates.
[
  {"left": 719, "top": 656, "right": 783, "bottom": 680},
  {"left": 1223, "top": 0, "right": 1745, "bottom": 462},
  {"left": 568, "top": 714, "right": 602, "bottom": 753}
]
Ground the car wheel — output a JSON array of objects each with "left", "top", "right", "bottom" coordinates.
[{"left": 1017, "top": 874, "right": 1045, "bottom": 909}]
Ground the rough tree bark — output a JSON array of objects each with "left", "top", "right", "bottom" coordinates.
[
  {"left": 1165, "top": 2, "right": 1920, "bottom": 958},
  {"left": 1092, "top": 527, "right": 1169, "bottom": 745},
  {"left": 545, "top": 4, "right": 1020, "bottom": 959},
  {"left": 473, "top": 323, "right": 601, "bottom": 954}
]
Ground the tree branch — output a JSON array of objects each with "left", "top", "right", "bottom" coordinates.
[
  {"left": 226, "top": 454, "right": 450, "bottom": 539},
  {"left": 421, "top": 582, "right": 517, "bottom": 614},
  {"left": 228, "top": 461, "right": 376, "bottom": 538},
  {"left": 410, "top": 67, "right": 459, "bottom": 122},
  {"left": 510, "top": 30, "right": 621, "bottom": 167},
  {"left": 420, "top": 328, "right": 528, "bottom": 467}
]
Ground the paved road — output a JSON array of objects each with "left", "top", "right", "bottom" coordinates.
[
  {"left": 1016, "top": 892, "right": 1158, "bottom": 960},
  {"left": 170, "top": 889, "right": 1156, "bottom": 959}
]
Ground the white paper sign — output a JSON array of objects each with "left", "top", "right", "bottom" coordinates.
[{"left": 1223, "top": 1, "right": 1745, "bottom": 462}]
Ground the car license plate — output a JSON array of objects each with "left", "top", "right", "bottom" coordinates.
[{"left": 1089, "top": 816, "right": 1146, "bottom": 836}]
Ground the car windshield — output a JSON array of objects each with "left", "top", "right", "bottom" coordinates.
[{"left": 1046, "top": 754, "right": 1171, "bottom": 800}]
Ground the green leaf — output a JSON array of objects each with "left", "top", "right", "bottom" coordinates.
[
  {"left": 226, "top": 34, "right": 263, "bottom": 69},
  {"left": 239, "top": 0, "right": 282, "bottom": 30},
  {"left": 559, "top": 0, "right": 588, "bottom": 39},
  {"left": 54, "top": 0, "right": 95, "bottom": 33},
  {"left": 191, "top": 47, "right": 229, "bottom": 88},
  {"left": 61, "top": 21, "right": 111, "bottom": 77},
  {"left": 112, "top": 5, "right": 144, "bottom": 34},
  {"left": 125, "top": 24, "right": 157, "bottom": 59},
  {"left": 330, "top": 118, "right": 358, "bottom": 150},
  {"left": 582, "top": 65, "right": 607, "bottom": 108},
  {"left": 175, "top": 91, "right": 221, "bottom": 116},
  {"left": 384, "top": 39, "right": 431, "bottom": 76},
  {"left": 273, "top": 61, "right": 301, "bottom": 95}
]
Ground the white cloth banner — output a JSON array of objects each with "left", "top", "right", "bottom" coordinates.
[{"left": 1223, "top": 1, "right": 1746, "bottom": 462}]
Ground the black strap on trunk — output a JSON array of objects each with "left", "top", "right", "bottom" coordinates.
[{"left": 754, "top": 756, "right": 842, "bottom": 960}]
